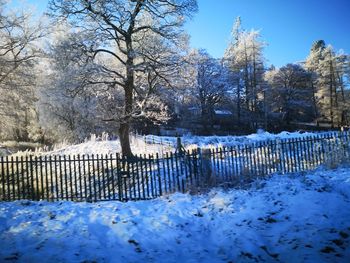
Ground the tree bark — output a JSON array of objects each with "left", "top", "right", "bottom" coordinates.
[
  {"left": 119, "top": 35, "right": 134, "bottom": 157},
  {"left": 119, "top": 84, "right": 133, "bottom": 157},
  {"left": 119, "top": 122, "right": 132, "bottom": 157}
]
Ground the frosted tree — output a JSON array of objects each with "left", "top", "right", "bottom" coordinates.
[
  {"left": 37, "top": 24, "right": 102, "bottom": 142},
  {"left": 305, "top": 40, "right": 350, "bottom": 126},
  {"left": 187, "top": 49, "right": 231, "bottom": 132},
  {"left": 48, "top": 0, "right": 197, "bottom": 157},
  {"left": 0, "top": 1, "right": 45, "bottom": 141},
  {"left": 224, "top": 18, "right": 266, "bottom": 126},
  {"left": 264, "top": 64, "right": 314, "bottom": 124}
]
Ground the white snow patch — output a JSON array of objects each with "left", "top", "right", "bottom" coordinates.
[{"left": 1, "top": 167, "right": 350, "bottom": 262}]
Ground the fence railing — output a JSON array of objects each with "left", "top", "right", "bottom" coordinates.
[{"left": 1, "top": 131, "right": 349, "bottom": 202}]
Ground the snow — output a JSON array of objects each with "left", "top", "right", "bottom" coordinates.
[
  {"left": 214, "top": 110, "right": 233, "bottom": 115},
  {"left": 146, "top": 130, "right": 329, "bottom": 150},
  {"left": 9, "top": 130, "right": 334, "bottom": 157},
  {"left": 36, "top": 135, "right": 173, "bottom": 157},
  {"left": 1, "top": 167, "right": 350, "bottom": 262}
]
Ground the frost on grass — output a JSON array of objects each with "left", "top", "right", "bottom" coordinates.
[{"left": 0, "top": 167, "right": 350, "bottom": 262}]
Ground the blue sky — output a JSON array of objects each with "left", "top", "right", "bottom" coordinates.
[
  {"left": 186, "top": 0, "right": 350, "bottom": 67},
  {"left": 12, "top": 0, "right": 350, "bottom": 67}
]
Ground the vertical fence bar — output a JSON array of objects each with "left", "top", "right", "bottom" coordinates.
[
  {"left": 308, "top": 136, "right": 314, "bottom": 169},
  {"left": 300, "top": 138, "right": 307, "bottom": 170},
  {"left": 86, "top": 155, "right": 92, "bottom": 201},
  {"left": 293, "top": 138, "right": 300, "bottom": 172},
  {"left": 136, "top": 154, "right": 142, "bottom": 200},
  {"left": 296, "top": 138, "right": 304, "bottom": 171},
  {"left": 272, "top": 140, "right": 278, "bottom": 173},
  {"left": 288, "top": 139, "right": 294, "bottom": 173},
  {"left": 68, "top": 155, "right": 74, "bottom": 201},
  {"left": 96, "top": 154, "right": 102, "bottom": 201},
  {"left": 9, "top": 156, "right": 14, "bottom": 200},
  {"left": 225, "top": 147, "right": 232, "bottom": 181},
  {"left": 131, "top": 158, "right": 137, "bottom": 200},
  {"left": 104, "top": 154, "right": 111, "bottom": 200},
  {"left": 262, "top": 142, "right": 269, "bottom": 175},
  {"left": 252, "top": 144, "right": 259, "bottom": 176},
  {"left": 28, "top": 155, "right": 35, "bottom": 200},
  {"left": 165, "top": 152, "right": 171, "bottom": 193},
  {"left": 38, "top": 156, "right": 44, "bottom": 200},
  {"left": 78, "top": 154, "right": 83, "bottom": 200},
  {"left": 100, "top": 155, "right": 106, "bottom": 200},
  {"left": 316, "top": 135, "right": 321, "bottom": 167},
  {"left": 63, "top": 156, "right": 68, "bottom": 201},
  {"left": 139, "top": 154, "right": 146, "bottom": 199},
  {"left": 4, "top": 157, "right": 9, "bottom": 201},
  {"left": 82, "top": 155, "right": 87, "bottom": 201},
  {"left": 33, "top": 156, "right": 39, "bottom": 200},
  {"left": 53, "top": 155, "right": 58, "bottom": 201},
  {"left": 43, "top": 156, "right": 49, "bottom": 201},
  {"left": 156, "top": 153, "right": 162, "bottom": 196},
  {"left": 91, "top": 154, "right": 97, "bottom": 202},
  {"left": 187, "top": 150, "right": 193, "bottom": 187},
  {"left": 220, "top": 147, "right": 226, "bottom": 182},
  {"left": 57, "top": 155, "right": 62, "bottom": 200},
  {"left": 313, "top": 137, "right": 320, "bottom": 167},
  {"left": 126, "top": 156, "right": 132, "bottom": 200},
  {"left": 20, "top": 156, "right": 25, "bottom": 200},
  {"left": 74, "top": 155, "right": 78, "bottom": 200},
  {"left": 216, "top": 148, "right": 221, "bottom": 179},
  {"left": 162, "top": 152, "right": 168, "bottom": 194},
  {"left": 265, "top": 142, "right": 271, "bottom": 175},
  {"left": 175, "top": 152, "right": 182, "bottom": 192},
  {"left": 143, "top": 154, "right": 149, "bottom": 199},
  {"left": 169, "top": 152, "right": 175, "bottom": 192},
  {"left": 110, "top": 154, "right": 116, "bottom": 200},
  {"left": 0, "top": 157, "right": 4, "bottom": 200}
]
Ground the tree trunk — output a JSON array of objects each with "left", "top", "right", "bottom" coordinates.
[
  {"left": 119, "top": 71, "right": 134, "bottom": 157},
  {"left": 329, "top": 60, "right": 334, "bottom": 128},
  {"left": 237, "top": 80, "right": 241, "bottom": 123},
  {"left": 311, "top": 80, "right": 318, "bottom": 119},
  {"left": 119, "top": 84, "right": 133, "bottom": 157},
  {"left": 120, "top": 39, "right": 134, "bottom": 157},
  {"left": 119, "top": 122, "right": 132, "bottom": 157}
]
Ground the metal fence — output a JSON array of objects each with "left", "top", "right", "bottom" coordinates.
[{"left": 1, "top": 131, "right": 349, "bottom": 202}]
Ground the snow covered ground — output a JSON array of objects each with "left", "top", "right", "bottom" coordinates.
[
  {"left": 147, "top": 129, "right": 323, "bottom": 149},
  {"left": 1, "top": 167, "right": 350, "bottom": 262},
  {"left": 17, "top": 130, "right": 330, "bottom": 157}
]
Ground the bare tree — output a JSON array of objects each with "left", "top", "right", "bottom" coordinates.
[{"left": 48, "top": 0, "right": 197, "bottom": 156}]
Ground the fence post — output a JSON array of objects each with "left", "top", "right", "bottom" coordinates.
[
  {"left": 199, "top": 148, "right": 214, "bottom": 188},
  {"left": 276, "top": 139, "right": 283, "bottom": 174}
]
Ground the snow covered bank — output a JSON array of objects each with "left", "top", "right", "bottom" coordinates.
[{"left": 1, "top": 167, "right": 350, "bottom": 262}]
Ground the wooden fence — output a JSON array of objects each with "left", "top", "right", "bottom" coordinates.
[{"left": 1, "top": 131, "right": 349, "bottom": 202}]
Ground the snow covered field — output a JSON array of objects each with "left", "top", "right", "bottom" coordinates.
[
  {"left": 22, "top": 130, "right": 327, "bottom": 157},
  {"left": 1, "top": 167, "right": 350, "bottom": 262}
]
